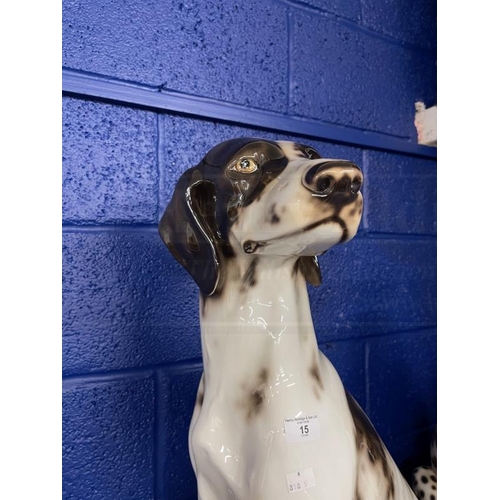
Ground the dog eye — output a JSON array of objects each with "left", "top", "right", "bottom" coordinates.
[
  {"left": 304, "top": 148, "right": 320, "bottom": 159},
  {"left": 233, "top": 157, "right": 259, "bottom": 174}
]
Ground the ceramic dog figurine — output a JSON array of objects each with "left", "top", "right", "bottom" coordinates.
[
  {"left": 159, "top": 138, "right": 416, "bottom": 500},
  {"left": 412, "top": 430, "right": 437, "bottom": 499}
]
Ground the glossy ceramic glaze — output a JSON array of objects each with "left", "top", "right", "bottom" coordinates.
[{"left": 160, "top": 138, "right": 416, "bottom": 500}]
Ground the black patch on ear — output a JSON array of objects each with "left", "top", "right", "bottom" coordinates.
[
  {"left": 159, "top": 169, "right": 225, "bottom": 295},
  {"left": 293, "top": 256, "right": 322, "bottom": 286}
]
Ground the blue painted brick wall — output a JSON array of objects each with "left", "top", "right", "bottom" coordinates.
[{"left": 62, "top": 0, "right": 436, "bottom": 497}]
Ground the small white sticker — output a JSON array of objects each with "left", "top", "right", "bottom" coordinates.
[
  {"left": 284, "top": 414, "right": 320, "bottom": 443},
  {"left": 286, "top": 467, "right": 316, "bottom": 494}
]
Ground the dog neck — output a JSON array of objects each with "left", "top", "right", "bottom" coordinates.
[{"left": 199, "top": 256, "right": 322, "bottom": 395}]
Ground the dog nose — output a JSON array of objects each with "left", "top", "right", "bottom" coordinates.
[{"left": 302, "top": 161, "right": 362, "bottom": 196}]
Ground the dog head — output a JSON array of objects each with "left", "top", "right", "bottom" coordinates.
[{"left": 159, "top": 138, "right": 363, "bottom": 295}]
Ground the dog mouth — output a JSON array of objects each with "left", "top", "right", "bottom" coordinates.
[{"left": 242, "top": 215, "right": 348, "bottom": 254}]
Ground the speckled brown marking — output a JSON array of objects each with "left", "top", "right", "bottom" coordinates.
[
  {"left": 268, "top": 203, "right": 280, "bottom": 224},
  {"left": 387, "top": 475, "right": 395, "bottom": 498},
  {"left": 246, "top": 368, "right": 269, "bottom": 419},
  {"left": 241, "top": 257, "right": 259, "bottom": 291},
  {"left": 257, "top": 368, "right": 268, "bottom": 383},
  {"left": 310, "top": 359, "right": 324, "bottom": 390},
  {"left": 197, "top": 389, "right": 204, "bottom": 407},
  {"left": 346, "top": 390, "right": 395, "bottom": 500},
  {"left": 313, "top": 386, "right": 321, "bottom": 400}
]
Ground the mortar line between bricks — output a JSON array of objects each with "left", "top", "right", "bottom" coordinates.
[
  {"left": 358, "top": 231, "right": 437, "bottom": 241},
  {"left": 277, "top": 0, "right": 365, "bottom": 23},
  {"left": 62, "top": 368, "right": 155, "bottom": 388},
  {"left": 276, "top": 0, "right": 436, "bottom": 55},
  {"left": 338, "top": 17, "right": 436, "bottom": 55},
  {"left": 62, "top": 224, "right": 158, "bottom": 233},
  {"left": 157, "top": 114, "right": 166, "bottom": 222},
  {"left": 62, "top": 359, "right": 204, "bottom": 382},
  {"left": 318, "top": 326, "right": 437, "bottom": 345},
  {"left": 364, "top": 341, "right": 370, "bottom": 415},
  {"left": 153, "top": 370, "right": 167, "bottom": 500},
  {"left": 63, "top": 69, "right": 437, "bottom": 159},
  {"left": 287, "top": 8, "right": 293, "bottom": 112},
  {"left": 61, "top": 224, "right": 436, "bottom": 240}
]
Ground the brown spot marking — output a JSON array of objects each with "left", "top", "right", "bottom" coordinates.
[
  {"left": 313, "top": 386, "right": 321, "bottom": 400},
  {"left": 197, "top": 390, "right": 204, "bottom": 407},
  {"left": 387, "top": 475, "right": 395, "bottom": 498},
  {"left": 293, "top": 256, "right": 321, "bottom": 286},
  {"left": 268, "top": 203, "right": 280, "bottom": 224},
  {"left": 246, "top": 368, "right": 269, "bottom": 419},
  {"left": 259, "top": 368, "right": 269, "bottom": 382},
  {"left": 310, "top": 359, "right": 324, "bottom": 390},
  {"left": 345, "top": 390, "right": 395, "bottom": 500},
  {"left": 196, "top": 374, "right": 205, "bottom": 407},
  {"left": 240, "top": 257, "right": 259, "bottom": 291}
]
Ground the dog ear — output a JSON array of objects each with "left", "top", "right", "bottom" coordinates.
[
  {"left": 159, "top": 168, "right": 223, "bottom": 296},
  {"left": 297, "top": 256, "right": 322, "bottom": 286}
]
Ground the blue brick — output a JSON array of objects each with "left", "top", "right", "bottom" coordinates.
[
  {"left": 62, "top": 375, "right": 155, "bottom": 500},
  {"left": 364, "top": 151, "right": 437, "bottom": 234},
  {"left": 288, "top": 0, "right": 361, "bottom": 21},
  {"left": 367, "top": 331, "right": 437, "bottom": 440},
  {"left": 157, "top": 368, "right": 202, "bottom": 500},
  {"left": 62, "top": 0, "right": 288, "bottom": 112},
  {"left": 62, "top": 231, "right": 201, "bottom": 375},
  {"left": 160, "top": 114, "right": 364, "bottom": 212},
  {"left": 361, "top": 0, "right": 437, "bottom": 50},
  {"left": 62, "top": 98, "right": 158, "bottom": 224},
  {"left": 309, "top": 238, "right": 436, "bottom": 340},
  {"left": 384, "top": 426, "right": 436, "bottom": 481},
  {"left": 291, "top": 12, "right": 437, "bottom": 137},
  {"left": 319, "top": 340, "right": 366, "bottom": 407}
]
